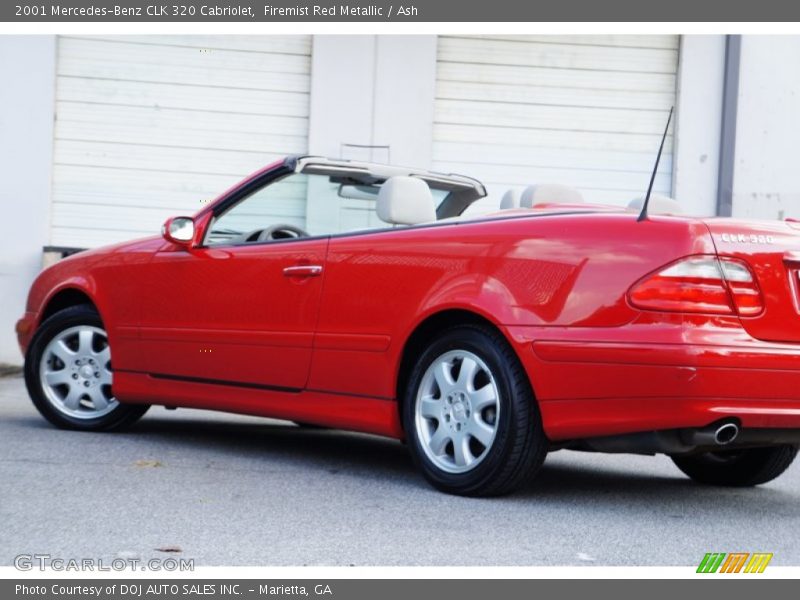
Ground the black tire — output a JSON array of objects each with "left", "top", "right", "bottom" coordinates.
[
  {"left": 402, "top": 324, "right": 548, "bottom": 496},
  {"left": 293, "top": 421, "right": 329, "bottom": 430},
  {"left": 24, "top": 304, "right": 150, "bottom": 431},
  {"left": 672, "top": 445, "right": 798, "bottom": 487}
]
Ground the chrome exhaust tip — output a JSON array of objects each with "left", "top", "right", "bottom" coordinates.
[
  {"left": 683, "top": 422, "right": 741, "bottom": 447},
  {"left": 714, "top": 423, "right": 739, "bottom": 445}
]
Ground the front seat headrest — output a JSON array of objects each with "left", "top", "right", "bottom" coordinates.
[
  {"left": 628, "top": 195, "right": 682, "bottom": 215},
  {"left": 521, "top": 184, "right": 584, "bottom": 208},
  {"left": 377, "top": 176, "right": 436, "bottom": 226},
  {"left": 500, "top": 189, "right": 522, "bottom": 209}
]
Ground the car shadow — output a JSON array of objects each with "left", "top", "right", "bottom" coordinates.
[
  {"left": 17, "top": 410, "right": 799, "bottom": 511},
  {"left": 129, "top": 413, "right": 418, "bottom": 481},
  {"left": 522, "top": 458, "right": 704, "bottom": 499},
  {"left": 519, "top": 455, "right": 799, "bottom": 514}
]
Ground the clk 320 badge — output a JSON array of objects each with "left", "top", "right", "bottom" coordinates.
[{"left": 719, "top": 232, "right": 775, "bottom": 244}]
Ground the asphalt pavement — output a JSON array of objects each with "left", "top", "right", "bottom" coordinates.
[{"left": 1, "top": 374, "right": 799, "bottom": 566}]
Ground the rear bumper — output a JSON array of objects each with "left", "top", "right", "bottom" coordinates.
[
  {"left": 540, "top": 396, "right": 800, "bottom": 441},
  {"left": 506, "top": 326, "right": 800, "bottom": 441}
]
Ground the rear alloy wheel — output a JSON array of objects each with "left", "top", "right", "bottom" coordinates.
[
  {"left": 672, "top": 445, "right": 798, "bottom": 487},
  {"left": 403, "top": 324, "right": 547, "bottom": 496},
  {"left": 415, "top": 349, "right": 500, "bottom": 474},
  {"left": 25, "top": 305, "right": 149, "bottom": 431}
]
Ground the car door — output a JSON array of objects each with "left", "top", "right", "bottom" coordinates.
[
  {"left": 138, "top": 239, "right": 327, "bottom": 390},
  {"left": 137, "top": 171, "right": 328, "bottom": 391}
]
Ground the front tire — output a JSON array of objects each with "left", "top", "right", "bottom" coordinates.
[
  {"left": 402, "top": 324, "right": 548, "bottom": 496},
  {"left": 672, "top": 445, "right": 798, "bottom": 487},
  {"left": 24, "top": 304, "right": 149, "bottom": 431}
]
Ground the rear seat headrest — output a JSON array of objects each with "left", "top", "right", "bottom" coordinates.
[
  {"left": 500, "top": 189, "right": 522, "bottom": 209},
  {"left": 377, "top": 176, "right": 436, "bottom": 226},
  {"left": 627, "top": 195, "right": 682, "bottom": 215},
  {"left": 521, "top": 184, "right": 584, "bottom": 207}
]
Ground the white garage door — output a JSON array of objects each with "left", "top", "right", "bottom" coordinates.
[
  {"left": 51, "top": 35, "right": 311, "bottom": 248},
  {"left": 433, "top": 35, "right": 679, "bottom": 214}
]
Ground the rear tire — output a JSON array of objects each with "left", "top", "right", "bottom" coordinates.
[
  {"left": 24, "top": 304, "right": 149, "bottom": 431},
  {"left": 402, "top": 324, "right": 548, "bottom": 496},
  {"left": 293, "top": 421, "right": 329, "bottom": 430},
  {"left": 672, "top": 445, "right": 798, "bottom": 487}
]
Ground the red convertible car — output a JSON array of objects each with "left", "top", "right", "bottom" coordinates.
[{"left": 16, "top": 155, "right": 800, "bottom": 496}]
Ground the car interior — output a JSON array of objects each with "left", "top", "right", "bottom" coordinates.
[
  {"left": 204, "top": 163, "right": 484, "bottom": 246},
  {"left": 627, "top": 194, "right": 683, "bottom": 215},
  {"left": 499, "top": 184, "right": 683, "bottom": 216},
  {"left": 499, "top": 183, "right": 585, "bottom": 209}
]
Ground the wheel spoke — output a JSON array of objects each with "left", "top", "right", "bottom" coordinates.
[
  {"left": 457, "top": 356, "right": 479, "bottom": 388},
  {"left": 419, "top": 396, "right": 440, "bottom": 419},
  {"left": 470, "top": 384, "right": 497, "bottom": 411},
  {"left": 87, "top": 386, "right": 109, "bottom": 411},
  {"left": 94, "top": 345, "right": 111, "bottom": 366},
  {"left": 62, "top": 386, "right": 84, "bottom": 410},
  {"left": 452, "top": 436, "right": 474, "bottom": 467},
  {"left": 77, "top": 329, "right": 94, "bottom": 355},
  {"left": 433, "top": 361, "right": 455, "bottom": 395},
  {"left": 44, "top": 369, "right": 72, "bottom": 387},
  {"left": 50, "top": 340, "right": 76, "bottom": 364},
  {"left": 428, "top": 425, "right": 451, "bottom": 455},
  {"left": 97, "top": 368, "right": 113, "bottom": 386},
  {"left": 467, "top": 417, "right": 495, "bottom": 447}
]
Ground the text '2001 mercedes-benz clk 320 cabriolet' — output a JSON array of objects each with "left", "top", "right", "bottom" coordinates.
[{"left": 15, "top": 155, "right": 800, "bottom": 496}]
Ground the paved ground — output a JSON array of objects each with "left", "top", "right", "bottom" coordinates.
[{"left": 1, "top": 374, "right": 799, "bottom": 567}]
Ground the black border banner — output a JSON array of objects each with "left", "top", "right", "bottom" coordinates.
[
  {"left": 4, "top": 0, "right": 800, "bottom": 22},
  {"left": 5, "top": 579, "right": 800, "bottom": 600}
]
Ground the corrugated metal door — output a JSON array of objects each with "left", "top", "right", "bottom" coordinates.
[
  {"left": 433, "top": 35, "right": 679, "bottom": 213},
  {"left": 51, "top": 35, "right": 311, "bottom": 247}
]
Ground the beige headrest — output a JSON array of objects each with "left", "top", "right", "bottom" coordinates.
[
  {"left": 628, "top": 195, "right": 682, "bottom": 215},
  {"left": 500, "top": 189, "right": 522, "bottom": 209},
  {"left": 521, "top": 184, "right": 584, "bottom": 208},
  {"left": 377, "top": 176, "right": 436, "bottom": 225}
]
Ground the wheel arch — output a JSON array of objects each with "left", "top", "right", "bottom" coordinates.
[
  {"left": 395, "top": 308, "right": 532, "bottom": 429},
  {"left": 40, "top": 287, "right": 100, "bottom": 324}
]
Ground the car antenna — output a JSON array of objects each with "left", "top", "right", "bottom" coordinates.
[{"left": 638, "top": 106, "right": 674, "bottom": 222}]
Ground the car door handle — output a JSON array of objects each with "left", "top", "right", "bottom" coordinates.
[{"left": 282, "top": 265, "right": 323, "bottom": 277}]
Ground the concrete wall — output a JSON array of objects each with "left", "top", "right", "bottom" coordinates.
[
  {"left": 732, "top": 36, "right": 800, "bottom": 220},
  {"left": 0, "top": 36, "right": 56, "bottom": 365},
  {"left": 305, "top": 35, "right": 437, "bottom": 234},
  {"left": 307, "top": 35, "right": 436, "bottom": 164},
  {"left": 672, "top": 35, "right": 726, "bottom": 217}
]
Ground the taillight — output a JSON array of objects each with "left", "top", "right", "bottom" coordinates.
[
  {"left": 628, "top": 255, "right": 763, "bottom": 316},
  {"left": 719, "top": 258, "right": 764, "bottom": 316}
]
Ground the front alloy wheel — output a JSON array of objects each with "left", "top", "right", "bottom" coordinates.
[
  {"left": 39, "top": 325, "right": 116, "bottom": 419},
  {"left": 25, "top": 305, "right": 149, "bottom": 431},
  {"left": 403, "top": 324, "right": 548, "bottom": 496}
]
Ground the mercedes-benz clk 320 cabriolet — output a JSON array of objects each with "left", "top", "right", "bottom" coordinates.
[{"left": 16, "top": 155, "right": 800, "bottom": 496}]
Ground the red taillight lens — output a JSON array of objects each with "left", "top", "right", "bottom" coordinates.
[
  {"left": 719, "top": 258, "right": 764, "bottom": 316},
  {"left": 628, "top": 255, "right": 763, "bottom": 316}
]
